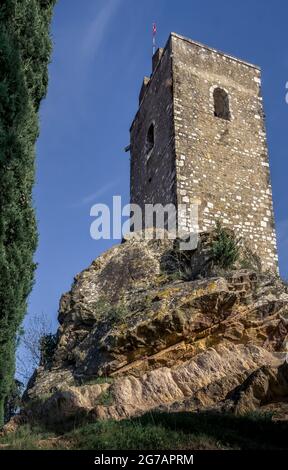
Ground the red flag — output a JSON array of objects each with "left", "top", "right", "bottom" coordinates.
[{"left": 152, "top": 23, "right": 157, "bottom": 35}]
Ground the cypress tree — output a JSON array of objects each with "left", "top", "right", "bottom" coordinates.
[{"left": 0, "top": 0, "right": 56, "bottom": 426}]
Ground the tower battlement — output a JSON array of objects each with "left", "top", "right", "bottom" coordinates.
[{"left": 129, "top": 33, "right": 278, "bottom": 271}]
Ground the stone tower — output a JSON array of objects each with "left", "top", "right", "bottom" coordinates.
[{"left": 129, "top": 33, "right": 278, "bottom": 271}]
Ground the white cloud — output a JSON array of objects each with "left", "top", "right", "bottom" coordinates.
[
  {"left": 71, "top": 179, "right": 119, "bottom": 208},
  {"left": 81, "top": 0, "right": 121, "bottom": 61}
]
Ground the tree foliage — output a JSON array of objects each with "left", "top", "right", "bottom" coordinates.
[
  {"left": 4, "top": 379, "right": 23, "bottom": 424},
  {"left": 39, "top": 332, "right": 57, "bottom": 369},
  {"left": 0, "top": 0, "right": 56, "bottom": 426}
]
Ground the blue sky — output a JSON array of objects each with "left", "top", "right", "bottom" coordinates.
[{"left": 30, "top": 0, "right": 288, "bottom": 332}]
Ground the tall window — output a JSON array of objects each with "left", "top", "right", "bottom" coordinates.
[
  {"left": 213, "top": 88, "right": 230, "bottom": 120},
  {"left": 145, "top": 123, "right": 155, "bottom": 157}
]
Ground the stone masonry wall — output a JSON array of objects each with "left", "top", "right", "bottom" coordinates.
[
  {"left": 130, "top": 38, "right": 176, "bottom": 228},
  {"left": 130, "top": 33, "right": 278, "bottom": 271},
  {"left": 171, "top": 33, "right": 278, "bottom": 270}
]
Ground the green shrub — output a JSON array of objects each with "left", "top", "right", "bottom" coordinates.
[
  {"left": 160, "top": 242, "right": 196, "bottom": 281},
  {"left": 93, "top": 297, "right": 130, "bottom": 324},
  {"left": 39, "top": 333, "right": 57, "bottom": 369},
  {"left": 211, "top": 222, "right": 240, "bottom": 269},
  {"left": 4, "top": 379, "right": 23, "bottom": 424}
]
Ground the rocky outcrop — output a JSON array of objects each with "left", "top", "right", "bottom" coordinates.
[
  {"left": 219, "top": 361, "right": 288, "bottom": 415},
  {"left": 22, "top": 230, "right": 288, "bottom": 427}
]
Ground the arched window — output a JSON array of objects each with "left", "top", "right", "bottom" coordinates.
[
  {"left": 213, "top": 88, "right": 230, "bottom": 120},
  {"left": 145, "top": 123, "right": 154, "bottom": 157}
]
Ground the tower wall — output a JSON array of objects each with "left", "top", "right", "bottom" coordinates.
[
  {"left": 130, "top": 33, "right": 278, "bottom": 271},
  {"left": 171, "top": 34, "right": 278, "bottom": 270},
  {"left": 130, "top": 39, "right": 176, "bottom": 213}
]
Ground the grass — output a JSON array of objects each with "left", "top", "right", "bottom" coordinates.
[
  {"left": 78, "top": 376, "right": 114, "bottom": 386},
  {"left": 0, "top": 425, "right": 55, "bottom": 450},
  {"left": 1, "top": 411, "right": 288, "bottom": 450},
  {"left": 66, "top": 419, "right": 222, "bottom": 450},
  {"left": 95, "top": 390, "right": 113, "bottom": 407},
  {"left": 91, "top": 297, "right": 130, "bottom": 324}
]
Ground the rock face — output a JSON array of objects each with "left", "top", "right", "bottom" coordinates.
[{"left": 23, "top": 230, "right": 288, "bottom": 427}]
